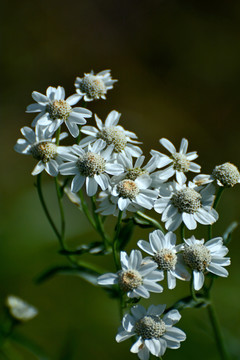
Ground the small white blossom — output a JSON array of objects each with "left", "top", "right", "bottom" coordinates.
[
  {"left": 181, "top": 236, "right": 230, "bottom": 290},
  {"left": 79, "top": 110, "right": 142, "bottom": 159},
  {"left": 14, "top": 124, "right": 68, "bottom": 176},
  {"left": 59, "top": 139, "right": 124, "bottom": 196},
  {"left": 98, "top": 250, "right": 163, "bottom": 298},
  {"left": 154, "top": 181, "right": 218, "bottom": 231},
  {"left": 111, "top": 154, "right": 163, "bottom": 189},
  {"left": 194, "top": 162, "right": 240, "bottom": 187},
  {"left": 75, "top": 69, "right": 117, "bottom": 101},
  {"left": 112, "top": 175, "right": 159, "bottom": 212},
  {"left": 151, "top": 138, "right": 201, "bottom": 185},
  {"left": 116, "top": 304, "right": 186, "bottom": 360},
  {"left": 138, "top": 230, "right": 190, "bottom": 289},
  {"left": 26, "top": 86, "right": 92, "bottom": 137},
  {"left": 6, "top": 296, "right": 38, "bottom": 322}
]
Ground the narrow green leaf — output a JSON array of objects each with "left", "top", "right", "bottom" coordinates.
[
  {"left": 10, "top": 333, "right": 49, "bottom": 360},
  {"left": 59, "top": 241, "right": 108, "bottom": 256},
  {"left": 223, "top": 221, "right": 239, "bottom": 245}
]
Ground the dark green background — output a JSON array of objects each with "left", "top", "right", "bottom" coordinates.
[{"left": 1, "top": 0, "right": 240, "bottom": 359}]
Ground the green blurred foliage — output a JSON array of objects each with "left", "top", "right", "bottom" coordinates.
[{"left": 1, "top": 0, "right": 240, "bottom": 359}]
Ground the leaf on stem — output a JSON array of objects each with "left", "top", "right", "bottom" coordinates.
[
  {"left": 35, "top": 264, "right": 101, "bottom": 286},
  {"left": 59, "top": 241, "right": 110, "bottom": 256},
  {"left": 223, "top": 221, "right": 239, "bottom": 245}
]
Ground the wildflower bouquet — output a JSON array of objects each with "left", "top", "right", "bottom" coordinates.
[{"left": 8, "top": 69, "right": 239, "bottom": 359}]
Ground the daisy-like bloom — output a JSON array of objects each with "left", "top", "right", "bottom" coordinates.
[
  {"left": 74, "top": 69, "right": 117, "bottom": 101},
  {"left": 6, "top": 295, "right": 38, "bottom": 322},
  {"left": 59, "top": 139, "right": 124, "bottom": 196},
  {"left": 111, "top": 154, "right": 163, "bottom": 189},
  {"left": 181, "top": 236, "right": 230, "bottom": 290},
  {"left": 194, "top": 162, "right": 240, "bottom": 187},
  {"left": 138, "top": 230, "right": 190, "bottom": 289},
  {"left": 151, "top": 138, "right": 201, "bottom": 185},
  {"left": 111, "top": 175, "right": 159, "bottom": 212},
  {"left": 14, "top": 124, "right": 68, "bottom": 176},
  {"left": 116, "top": 304, "right": 186, "bottom": 359},
  {"left": 79, "top": 110, "right": 142, "bottom": 159},
  {"left": 98, "top": 250, "right": 163, "bottom": 298},
  {"left": 26, "top": 86, "right": 92, "bottom": 137},
  {"left": 154, "top": 181, "right": 218, "bottom": 231}
]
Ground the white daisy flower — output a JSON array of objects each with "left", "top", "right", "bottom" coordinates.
[
  {"left": 111, "top": 175, "right": 159, "bottom": 212},
  {"left": 59, "top": 139, "right": 124, "bottom": 196},
  {"left": 79, "top": 110, "right": 142, "bottom": 159},
  {"left": 110, "top": 153, "right": 163, "bottom": 189},
  {"left": 116, "top": 304, "right": 186, "bottom": 359},
  {"left": 151, "top": 138, "right": 201, "bottom": 185},
  {"left": 14, "top": 124, "right": 68, "bottom": 176},
  {"left": 6, "top": 295, "right": 38, "bottom": 322},
  {"left": 181, "top": 236, "right": 230, "bottom": 290},
  {"left": 98, "top": 250, "right": 163, "bottom": 298},
  {"left": 74, "top": 69, "right": 117, "bottom": 101},
  {"left": 194, "top": 162, "right": 240, "bottom": 187},
  {"left": 154, "top": 181, "right": 218, "bottom": 231},
  {"left": 137, "top": 230, "right": 190, "bottom": 289},
  {"left": 26, "top": 86, "right": 92, "bottom": 137}
]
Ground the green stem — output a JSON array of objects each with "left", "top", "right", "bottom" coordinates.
[
  {"left": 190, "top": 275, "right": 198, "bottom": 302},
  {"left": 36, "top": 174, "right": 61, "bottom": 242},
  {"left": 55, "top": 177, "right": 67, "bottom": 251},
  {"left": 136, "top": 211, "right": 165, "bottom": 233},
  {"left": 55, "top": 127, "right": 61, "bottom": 145},
  {"left": 213, "top": 187, "right": 224, "bottom": 209},
  {"left": 207, "top": 302, "right": 229, "bottom": 360},
  {"left": 112, "top": 211, "right": 123, "bottom": 270},
  {"left": 180, "top": 223, "right": 185, "bottom": 241},
  {"left": 78, "top": 190, "right": 96, "bottom": 230},
  {"left": 91, "top": 196, "right": 110, "bottom": 250}
]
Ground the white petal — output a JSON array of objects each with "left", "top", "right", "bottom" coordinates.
[
  {"left": 131, "top": 305, "right": 146, "bottom": 320},
  {"left": 71, "top": 174, "right": 85, "bottom": 192},
  {"left": 94, "top": 174, "right": 109, "bottom": 190},
  {"left": 130, "top": 338, "right": 144, "bottom": 353},
  {"left": 97, "top": 273, "right": 118, "bottom": 285},
  {"left": 189, "top": 162, "right": 201, "bottom": 172},
  {"left": 118, "top": 197, "right": 131, "bottom": 211},
  {"left": 122, "top": 314, "right": 135, "bottom": 332},
  {"left": 207, "top": 264, "right": 229, "bottom": 277},
  {"left": 137, "top": 240, "right": 155, "bottom": 255},
  {"left": 21, "top": 127, "right": 36, "bottom": 143},
  {"left": 160, "top": 138, "right": 176, "bottom": 154},
  {"left": 31, "top": 161, "right": 45, "bottom": 175},
  {"left": 182, "top": 213, "right": 197, "bottom": 230},
  {"left": 163, "top": 309, "right": 181, "bottom": 326},
  {"left": 193, "top": 270, "right": 204, "bottom": 290},
  {"left": 179, "top": 138, "right": 188, "bottom": 154},
  {"left": 86, "top": 177, "right": 98, "bottom": 196},
  {"left": 45, "top": 160, "right": 58, "bottom": 176},
  {"left": 176, "top": 171, "right": 187, "bottom": 185},
  {"left": 143, "top": 280, "right": 163, "bottom": 293},
  {"left": 116, "top": 330, "right": 134, "bottom": 343},
  {"left": 66, "top": 94, "right": 81, "bottom": 105},
  {"left": 167, "top": 271, "right": 176, "bottom": 289},
  {"left": 105, "top": 110, "right": 120, "bottom": 127},
  {"left": 145, "top": 339, "right": 160, "bottom": 356},
  {"left": 66, "top": 121, "right": 80, "bottom": 138},
  {"left": 32, "top": 91, "right": 49, "bottom": 104}
]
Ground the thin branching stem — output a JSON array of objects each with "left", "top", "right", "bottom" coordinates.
[
  {"left": 36, "top": 174, "right": 61, "bottom": 242},
  {"left": 136, "top": 211, "right": 165, "bottom": 233}
]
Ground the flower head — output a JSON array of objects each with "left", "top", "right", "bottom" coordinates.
[
  {"left": 98, "top": 250, "right": 163, "bottom": 298},
  {"left": 181, "top": 236, "right": 230, "bottom": 290},
  {"left": 6, "top": 295, "right": 38, "bottom": 322},
  {"left": 26, "top": 86, "right": 92, "bottom": 137},
  {"left": 116, "top": 304, "right": 186, "bottom": 359},
  {"left": 112, "top": 175, "right": 159, "bottom": 212},
  {"left": 75, "top": 70, "right": 117, "bottom": 101},
  {"left": 194, "top": 162, "right": 240, "bottom": 188},
  {"left": 138, "top": 230, "right": 190, "bottom": 289},
  {"left": 79, "top": 110, "right": 142, "bottom": 159},
  {"left": 154, "top": 181, "right": 218, "bottom": 231},
  {"left": 151, "top": 138, "right": 201, "bottom": 184},
  {"left": 59, "top": 139, "right": 124, "bottom": 196},
  {"left": 14, "top": 124, "right": 68, "bottom": 176}
]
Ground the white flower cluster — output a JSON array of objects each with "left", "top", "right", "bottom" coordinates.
[{"left": 14, "top": 69, "right": 236, "bottom": 360}]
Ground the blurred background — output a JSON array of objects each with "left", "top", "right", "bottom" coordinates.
[{"left": 1, "top": 0, "right": 240, "bottom": 359}]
